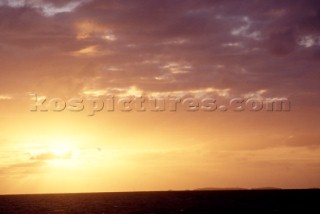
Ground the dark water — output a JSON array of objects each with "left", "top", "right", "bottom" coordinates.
[{"left": 0, "top": 190, "right": 319, "bottom": 214}]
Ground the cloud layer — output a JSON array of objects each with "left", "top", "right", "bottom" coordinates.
[{"left": 0, "top": 0, "right": 319, "bottom": 101}]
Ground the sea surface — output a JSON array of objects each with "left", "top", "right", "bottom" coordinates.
[{"left": 0, "top": 189, "right": 319, "bottom": 213}]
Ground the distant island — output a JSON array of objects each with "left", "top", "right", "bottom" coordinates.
[{"left": 193, "top": 187, "right": 282, "bottom": 191}]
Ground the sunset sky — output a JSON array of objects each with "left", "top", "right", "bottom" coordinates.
[{"left": 0, "top": 0, "right": 320, "bottom": 194}]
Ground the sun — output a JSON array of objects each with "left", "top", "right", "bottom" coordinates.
[{"left": 45, "top": 137, "right": 81, "bottom": 167}]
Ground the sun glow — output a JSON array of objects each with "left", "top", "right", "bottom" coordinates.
[
  {"left": 46, "top": 137, "right": 81, "bottom": 167},
  {"left": 23, "top": 136, "right": 83, "bottom": 169}
]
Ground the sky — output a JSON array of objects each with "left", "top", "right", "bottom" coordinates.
[{"left": 0, "top": 0, "right": 319, "bottom": 194}]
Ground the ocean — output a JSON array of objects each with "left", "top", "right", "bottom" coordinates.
[{"left": 0, "top": 190, "right": 319, "bottom": 213}]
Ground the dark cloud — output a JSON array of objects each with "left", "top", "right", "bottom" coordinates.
[
  {"left": 0, "top": 151, "right": 72, "bottom": 176},
  {"left": 0, "top": 0, "right": 319, "bottom": 101},
  {"left": 0, "top": 161, "right": 45, "bottom": 176},
  {"left": 30, "top": 152, "right": 72, "bottom": 160}
]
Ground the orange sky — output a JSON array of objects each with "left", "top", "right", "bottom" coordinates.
[{"left": 0, "top": 0, "right": 320, "bottom": 194}]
